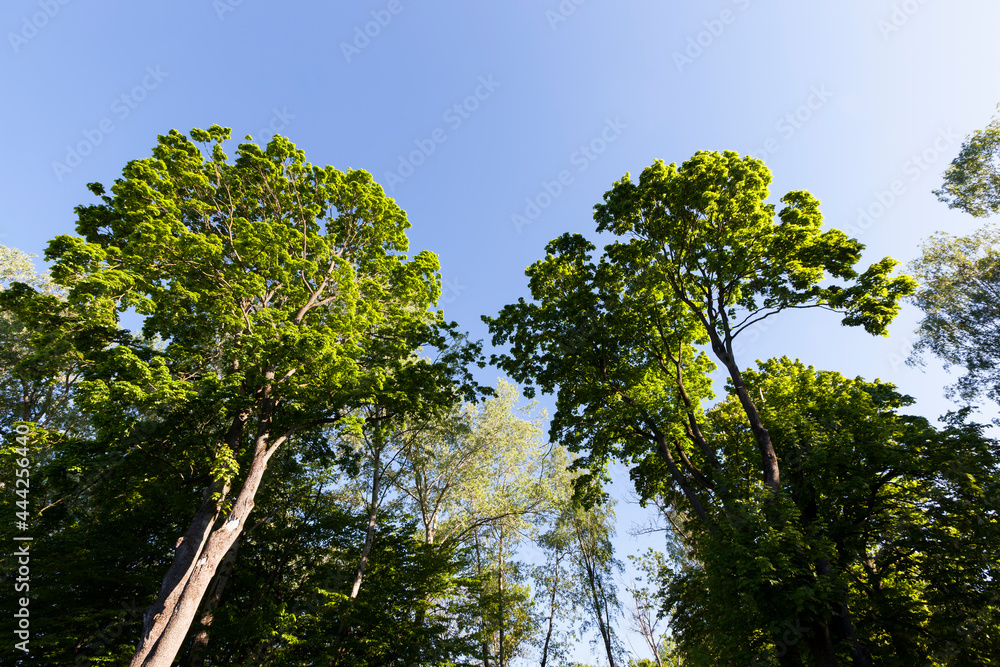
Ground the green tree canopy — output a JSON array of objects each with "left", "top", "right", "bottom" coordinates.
[
  {"left": 1, "top": 126, "right": 480, "bottom": 667},
  {"left": 663, "top": 358, "right": 1000, "bottom": 666},
  {"left": 486, "top": 150, "right": 914, "bottom": 511},
  {"left": 485, "top": 150, "right": 918, "bottom": 665}
]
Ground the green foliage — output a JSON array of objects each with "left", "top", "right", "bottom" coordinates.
[
  {"left": 663, "top": 359, "right": 1000, "bottom": 665},
  {"left": 0, "top": 420, "right": 198, "bottom": 664},
  {"left": 485, "top": 150, "right": 915, "bottom": 511},
  {"left": 13, "top": 125, "right": 479, "bottom": 451},
  {"left": 907, "top": 224, "right": 1000, "bottom": 408},
  {"left": 252, "top": 513, "right": 482, "bottom": 666},
  {"left": 8, "top": 130, "right": 997, "bottom": 667},
  {"left": 591, "top": 152, "right": 915, "bottom": 338},
  {"left": 0, "top": 246, "right": 83, "bottom": 437},
  {"left": 388, "top": 379, "right": 559, "bottom": 665},
  {"left": 485, "top": 150, "right": 979, "bottom": 665},
  {"left": 0, "top": 127, "right": 482, "bottom": 666},
  {"left": 935, "top": 103, "right": 1000, "bottom": 217}
]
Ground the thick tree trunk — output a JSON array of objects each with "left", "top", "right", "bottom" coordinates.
[
  {"left": 186, "top": 535, "right": 241, "bottom": 667},
  {"left": 130, "top": 476, "right": 229, "bottom": 667},
  {"left": 130, "top": 434, "right": 278, "bottom": 667},
  {"left": 807, "top": 621, "right": 839, "bottom": 667}
]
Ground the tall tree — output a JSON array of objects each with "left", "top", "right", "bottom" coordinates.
[
  {"left": 907, "top": 224, "right": 1000, "bottom": 408},
  {"left": 534, "top": 510, "right": 578, "bottom": 667},
  {"left": 485, "top": 151, "right": 916, "bottom": 664},
  {"left": 460, "top": 382, "right": 552, "bottom": 667},
  {"left": 3, "top": 126, "right": 477, "bottom": 667},
  {"left": 532, "top": 446, "right": 587, "bottom": 667},
  {"left": 395, "top": 379, "right": 549, "bottom": 550},
  {"left": 910, "top": 102, "right": 1000, "bottom": 410},
  {"left": 569, "top": 500, "right": 624, "bottom": 667}
]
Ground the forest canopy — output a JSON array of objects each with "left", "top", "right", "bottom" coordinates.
[{"left": 1, "top": 130, "right": 998, "bottom": 667}]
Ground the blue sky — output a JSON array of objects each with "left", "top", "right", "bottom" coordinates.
[{"left": 4, "top": 1, "right": 1000, "bottom": 663}]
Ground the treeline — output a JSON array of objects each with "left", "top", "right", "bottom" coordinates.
[{"left": 1, "top": 107, "right": 1000, "bottom": 667}]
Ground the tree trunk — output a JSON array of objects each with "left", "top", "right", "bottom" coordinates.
[
  {"left": 814, "top": 558, "right": 873, "bottom": 667},
  {"left": 662, "top": 268, "right": 782, "bottom": 496},
  {"left": 807, "top": 623, "right": 839, "bottom": 667},
  {"left": 130, "top": 430, "right": 278, "bottom": 667},
  {"left": 574, "top": 516, "right": 616, "bottom": 667},
  {"left": 130, "top": 474, "right": 229, "bottom": 667},
  {"left": 837, "top": 598, "right": 872, "bottom": 667},
  {"left": 349, "top": 435, "right": 382, "bottom": 600},
  {"left": 474, "top": 532, "right": 490, "bottom": 667},
  {"left": 539, "top": 544, "right": 562, "bottom": 667},
  {"left": 185, "top": 535, "right": 241, "bottom": 667},
  {"left": 712, "top": 334, "right": 781, "bottom": 496},
  {"left": 498, "top": 526, "right": 506, "bottom": 667},
  {"left": 331, "top": 419, "right": 386, "bottom": 663},
  {"left": 632, "top": 594, "right": 663, "bottom": 667}
]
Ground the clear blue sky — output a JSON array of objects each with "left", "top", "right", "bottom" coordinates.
[{"left": 4, "top": 1, "right": 1000, "bottom": 663}]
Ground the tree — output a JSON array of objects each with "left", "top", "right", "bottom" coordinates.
[
  {"left": 2, "top": 126, "right": 478, "bottom": 667},
  {"left": 934, "top": 102, "right": 1000, "bottom": 218},
  {"left": 661, "top": 359, "right": 1000, "bottom": 666},
  {"left": 907, "top": 224, "right": 1000, "bottom": 408},
  {"left": 910, "top": 104, "right": 1000, "bottom": 410},
  {"left": 626, "top": 550, "right": 669, "bottom": 667},
  {"left": 455, "top": 382, "right": 553, "bottom": 667},
  {"left": 569, "top": 500, "right": 625, "bottom": 667},
  {"left": 395, "top": 379, "right": 550, "bottom": 551},
  {"left": 484, "top": 151, "right": 916, "bottom": 665},
  {"left": 533, "top": 475, "right": 625, "bottom": 667},
  {"left": 534, "top": 509, "right": 578, "bottom": 667}
]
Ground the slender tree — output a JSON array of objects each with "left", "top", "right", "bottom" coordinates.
[
  {"left": 570, "top": 500, "right": 624, "bottom": 667},
  {"left": 626, "top": 550, "right": 669, "bottom": 667}
]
